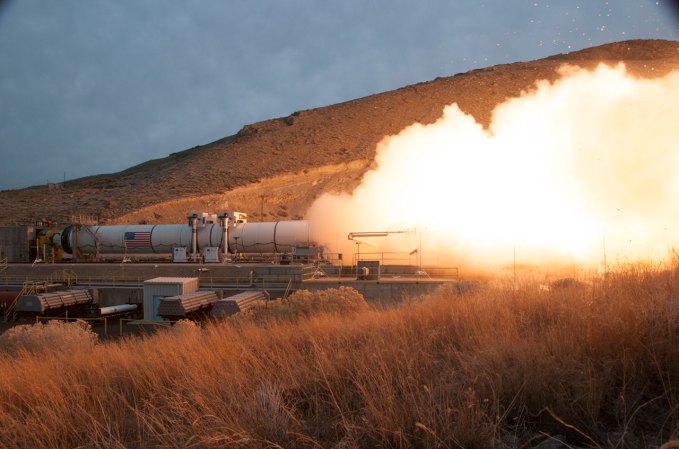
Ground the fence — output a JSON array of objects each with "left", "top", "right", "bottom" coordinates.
[
  {"left": 302, "top": 263, "right": 460, "bottom": 280},
  {"left": 352, "top": 251, "right": 419, "bottom": 266},
  {"left": 33, "top": 316, "right": 178, "bottom": 337},
  {"left": 0, "top": 273, "right": 301, "bottom": 290}
]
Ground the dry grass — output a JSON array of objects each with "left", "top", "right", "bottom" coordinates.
[{"left": 0, "top": 273, "right": 678, "bottom": 448}]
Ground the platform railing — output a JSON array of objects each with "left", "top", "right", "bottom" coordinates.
[
  {"left": 3, "top": 294, "right": 16, "bottom": 323},
  {"left": 0, "top": 269, "right": 461, "bottom": 287},
  {"left": 3, "top": 281, "right": 36, "bottom": 322},
  {"left": 49, "top": 269, "right": 78, "bottom": 286},
  {"left": 30, "top": 316, "right": 175, "bottom": 338},
  {"left": 283, "top": 278, "right": 293, "bottom": 300},
  {"left": 0, "top": 272, "right": 301, "bottom": 290},
  {"left": 353, "top": 251, "right": 420, "bottom": 266},
  {"left": 118, "top": 319, "right": 176, "bottom": 336}
]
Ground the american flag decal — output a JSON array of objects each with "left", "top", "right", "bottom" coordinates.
[{"left": 124, "top": 231, "right": 151, "bottom": 247}]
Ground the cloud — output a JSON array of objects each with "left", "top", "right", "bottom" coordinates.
[{"left": 0, "top": 1, "right": 677, "bottom": 189}]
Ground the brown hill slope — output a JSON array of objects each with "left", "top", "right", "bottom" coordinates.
[{"left": 1, "top": 39, "right": 677, "bottom": 226}]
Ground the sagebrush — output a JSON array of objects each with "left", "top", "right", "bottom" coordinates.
[{"left": 0, "top": 276, "right": 678, "bottom": 448}]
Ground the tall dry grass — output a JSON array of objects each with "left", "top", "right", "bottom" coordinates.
[{"left": 0, "top": 273, "right": 678, "bottom": 448}]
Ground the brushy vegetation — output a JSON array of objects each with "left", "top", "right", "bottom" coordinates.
[
  {"left": 229, "top": 285, "right": 369, "bottom": 325},
  {"left": 0, "top": 319, "right": 97, "bottom": 356},
  {"left": 0, "top": 275, "right": 678, "bottom": 448}
]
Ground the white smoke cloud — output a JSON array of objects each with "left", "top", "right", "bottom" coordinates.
[{"left": 307, "top": 64, "right": 679, "bottom": 272}]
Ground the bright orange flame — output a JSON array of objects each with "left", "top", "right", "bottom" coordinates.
[{"left": 307, "top": 64, "right": 679, "bottom": 272}]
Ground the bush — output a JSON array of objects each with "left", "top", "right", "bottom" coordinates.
[
  {"left": 0, "top": 319, "right": 97, "bottom": 355},
  {"left": 1, "top": 268, "right": 679, "bottom": 448},
  {"left": 232, "top": 286, "right": 369, "bottom": 324}
]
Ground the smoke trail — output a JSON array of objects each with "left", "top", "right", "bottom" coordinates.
[{"left": 307, "top": 64, "right": 679, "bottom": 272}]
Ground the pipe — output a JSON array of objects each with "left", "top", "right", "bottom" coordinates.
[
  {"left": 191, "top": 214, "right": 198, "bottom": 262},
  {"left": 99, "top": 304, "right": 137, "bottom": 316},
  {"left": 347, "top": 231, "right": 407, "bottom": 240},
  {"left": 219, "top": 212, "right": 228, "bottom": 260}
]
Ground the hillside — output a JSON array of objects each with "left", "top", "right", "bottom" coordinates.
[{"left": 1, "top": 39, "right": 678, "bottom": 226}]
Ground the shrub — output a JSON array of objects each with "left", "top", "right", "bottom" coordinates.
[
  {"left": 1, "top": 267, "right": 679, "bottom": 448},
  {"left": 231, "top": 286, "right": 369, "bottom": 324},
  {"left": 0, "top": 319, "right": 97, "bottom": 355}
]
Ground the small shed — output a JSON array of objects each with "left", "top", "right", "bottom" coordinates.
[{"left": 143, "top": 277, "right": 198, "bottom": 320}]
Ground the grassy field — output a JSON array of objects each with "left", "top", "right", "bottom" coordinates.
[{"left": 0, "top": 268, "right": 678, "bottom": 449}]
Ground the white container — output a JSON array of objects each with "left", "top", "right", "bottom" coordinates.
[
  {"left": 143, "top": 277, "right": 198, "bottom": 320},
  {"left": 203, "top": 247, "right": 220, "bottom": 263},
  {"left": 172, "top": 247, "right": 188, "bottom": 263}
]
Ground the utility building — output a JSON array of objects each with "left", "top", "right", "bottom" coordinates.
[{"left": 142, "top": 277, "right": 199, "bottom": 320}]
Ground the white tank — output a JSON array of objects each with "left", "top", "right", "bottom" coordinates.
[
  {"left": 57, "top": 220, "right": 314, "bottom": 256},
  {"left": 229, "top": 221, "right": 312, "bottom": 253}
]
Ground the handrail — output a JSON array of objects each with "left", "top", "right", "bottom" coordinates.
[
  {"left": 0, "top": 266, "right": 460, "bottom": 288},
  {"left": 3, "top": 282, "right": 33, "bottom": 322},
  {"left": 119, "top": 318, "right": 177, "bottom": 336},
  {"left": 0, "top": 273, "right": 299, "bottom": 289},
  {"left": 49, "top": 269, "right": 78, "bottom": 286},
  {"left": 283, "top": 278, "right": 293, "bottom": 300},
  {"left": 301, "top": 265, "right": 460, "bottom": 280},
  {"left": 353, "top": 251, "right": 420, "bottom": 266},
  {"left": 300, "top": 265, "right": 319, "bottom": 281}
]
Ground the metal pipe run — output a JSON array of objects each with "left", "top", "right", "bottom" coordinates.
[
  {"left": 347, "top": 230, "right": 407, "bottom": 240},
  {"left": 99, "top": 304, "right": 138, "bottom": 316}
]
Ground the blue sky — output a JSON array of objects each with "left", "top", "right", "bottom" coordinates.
[{"left": 0, "top": 0, "right": 677, "bottom": 190}]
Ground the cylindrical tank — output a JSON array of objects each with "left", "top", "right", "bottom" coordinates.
[
  {"left": 229, "top": 221, "right": 312, "bottom": 253},
  {"left": 56, "top": 220, "right": 314, "bottom": 256},
  {"left": 57, "top": 224, "right": 224, "bottom": 255}
]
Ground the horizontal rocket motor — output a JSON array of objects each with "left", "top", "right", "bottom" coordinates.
[{"left": 54, "top": 219, "right": 313, "bottom": 256}]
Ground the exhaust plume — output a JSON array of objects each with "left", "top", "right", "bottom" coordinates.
[{"left": 307, "top": 64, "right": 679, "bottom": 272}]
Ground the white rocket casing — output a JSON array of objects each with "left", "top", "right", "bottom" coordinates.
[
  {"left": 58, "top": 220, "right": 313, "bottom": 256},
  {"left": 229, "top": 221, "right": 311, "bottom": 253}
]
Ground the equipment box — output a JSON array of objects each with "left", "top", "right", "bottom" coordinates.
[{"left": 357, "top": 260, "right": 380, "bottom": 280}]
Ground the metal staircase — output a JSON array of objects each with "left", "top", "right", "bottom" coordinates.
[
  {"left": 3, "top": 281, "right": 37, "bottom": 322},
  {"left": 49, "top": 269, "right": 78, "bottom": 286}
]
